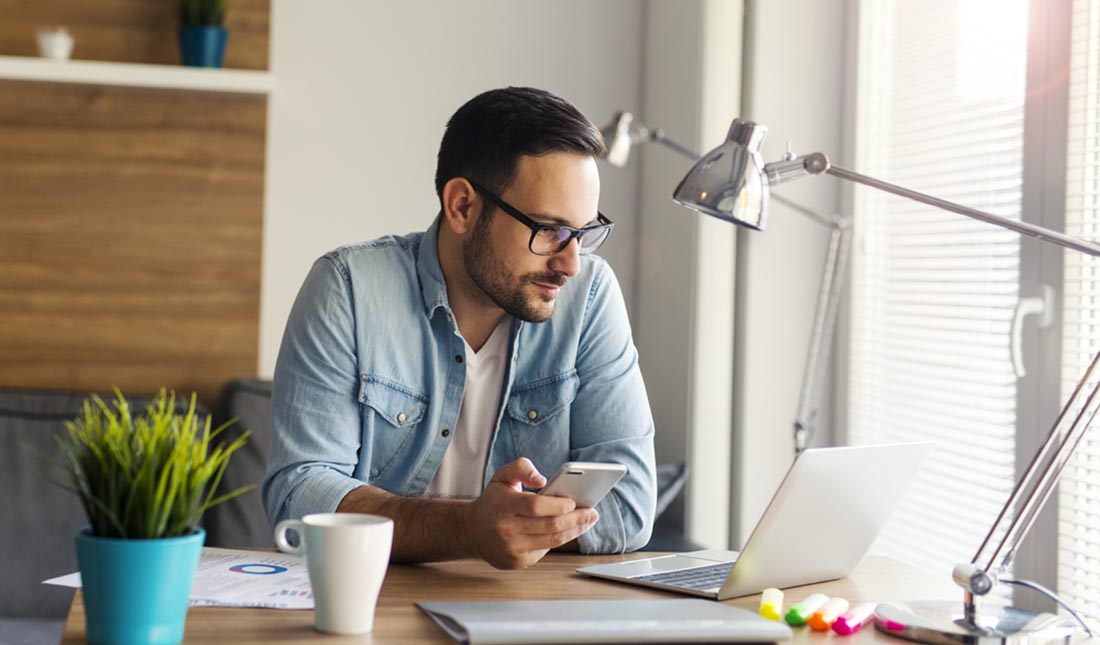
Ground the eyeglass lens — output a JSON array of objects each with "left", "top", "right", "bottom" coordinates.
[{"left": 532, "top": 225, "right": 610, "bottom": 255}]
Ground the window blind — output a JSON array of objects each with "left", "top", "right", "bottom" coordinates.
[
  {"left": 1059, "top": 0, "right": 1100, "bottom": 622},
  {"left": 850, "top": 0, "right": 1027, "bottom": 581}
]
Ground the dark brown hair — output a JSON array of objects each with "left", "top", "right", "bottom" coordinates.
[{"left": 434, "top": 87, "right": 605, "bottom": 206}]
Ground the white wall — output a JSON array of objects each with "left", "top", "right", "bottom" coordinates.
[
  {"left": 632, "top": 0, "right": 741, "bottom": 549},
  {"left": 261, "top": 0, "right": 645, "bottom": 375},
  {"left": 731, "top": 0, "right": 848, "bottom": 545}
]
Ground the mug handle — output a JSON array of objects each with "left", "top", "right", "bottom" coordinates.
[{"left": 274, "top": 519, "right": 305, "bottom": 556}]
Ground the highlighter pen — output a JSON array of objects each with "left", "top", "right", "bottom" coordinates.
[
  {"left": 832, "top": 602, "right": 878, "bottom": 635},
  {"left": 808, "top": 597, "right": 850, "bottom": 631},
  {"left": 759, "top": 588, "right": 784, "bottom": 621},
  {"left": 784, "top": 593, "right": 829, "bottom": 626}
]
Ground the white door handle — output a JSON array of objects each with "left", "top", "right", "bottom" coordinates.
[{"left": 1011, "top": 284, "right": 1055, "bottom": 378}]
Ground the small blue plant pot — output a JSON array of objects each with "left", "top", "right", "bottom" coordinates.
[
  {"left": 76, "top": 527, "right": 205, "bottom": 645},
  {"left": 178, "top": 26, "right": 229, "bottom": 68}
]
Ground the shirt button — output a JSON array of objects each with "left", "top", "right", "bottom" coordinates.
[
  {"left": 396, "top": 412, "right": 407, "bottom": 423},
  {"left": 441, "top": 428, "right": 450, "bottom": 437},
  {"left": 527, "top": 410, "right": 538, "bottom": 420},
  {"left": 455, "top": 355, "right": 463, "bottom": 363}
]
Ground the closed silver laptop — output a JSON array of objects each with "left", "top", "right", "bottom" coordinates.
[{"left": 577, "top": 443, "right": 930, "bottom": 600}]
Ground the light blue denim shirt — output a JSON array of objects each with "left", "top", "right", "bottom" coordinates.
[{"left": 262, "top": 217, "right": 656, "bottom": 554}]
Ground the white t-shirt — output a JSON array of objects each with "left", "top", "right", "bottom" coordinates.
[{"left": 426, "top": 317, "right": 511, "bottom": 498}]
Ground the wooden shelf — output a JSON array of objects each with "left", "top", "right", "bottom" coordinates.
[{"left": 0, "top": 55, "right": 274, "bottom": 94}]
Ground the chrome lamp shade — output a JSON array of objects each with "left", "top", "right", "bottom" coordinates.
[
  {"left": 672, "top": 118, "right": 769, "bottom": 230},
  {"left": 600, "top": 111, "right": 635, "bottom": 168}
]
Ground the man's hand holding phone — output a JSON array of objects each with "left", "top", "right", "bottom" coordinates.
[{"left": 461, "top": 458, "right": 599, "bottom": 570}]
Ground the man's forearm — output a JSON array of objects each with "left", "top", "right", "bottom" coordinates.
[{"left": 336, "top": 485, "right": 473, "bottom": 562}]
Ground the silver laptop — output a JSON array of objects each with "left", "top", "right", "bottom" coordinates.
[{"left": 577, "top": 442, "right": 930, "bottom": 600}]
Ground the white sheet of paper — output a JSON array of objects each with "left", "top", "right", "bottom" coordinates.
[{"left": 43, "top": 547, "right": 314, "bottom": 610}]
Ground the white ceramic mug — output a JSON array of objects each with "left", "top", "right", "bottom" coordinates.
[{"left": 274, "top": 513, "right": 393, "bottom": 634}]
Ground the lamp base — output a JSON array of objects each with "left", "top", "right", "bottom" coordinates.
[{"left": 873, "top": 601, "right": 1079, "bottom": 645}]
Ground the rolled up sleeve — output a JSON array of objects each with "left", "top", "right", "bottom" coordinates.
[
  {"left": 570, "top": 262, "right": 657, "bottom": 554},
  {"left": 262, "top": 256, "right": 366, "bottom": 527}
]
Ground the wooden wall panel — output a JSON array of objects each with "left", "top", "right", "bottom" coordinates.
[
  {"left": 0, "top": 81, "right": 265, "bottom": 403},
  {"left": 0, "top": 0, "right": 269, "bottom": 70}
]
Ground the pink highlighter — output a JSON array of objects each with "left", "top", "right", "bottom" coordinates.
[{"left": 832, "top": 602, "right": 878, "bottom": 635}]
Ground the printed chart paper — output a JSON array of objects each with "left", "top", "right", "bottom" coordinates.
[{"left": 43, "top": 547, "right": 314, "bottom": 610}]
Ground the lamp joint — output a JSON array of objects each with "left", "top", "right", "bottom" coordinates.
[{"left": 952, "top": 563, "right": 996, "bottom": 596}]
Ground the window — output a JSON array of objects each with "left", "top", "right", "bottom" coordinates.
[
  {"left": 1059, "top": 0, "right": 1100, "bottom": 621},
  {"left": 848, "top": 0, "right": 1028, "bottom": 580},
  {"left": 849, "top": 0, "right": 1100, "bottom": 622}
]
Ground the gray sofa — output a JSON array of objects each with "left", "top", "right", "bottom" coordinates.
[
  {"left": 204, "top": 379, "right": 275, "bottom": 549},
  {"left": 0, "top": 390, "right": 87, "bottom": 645}
]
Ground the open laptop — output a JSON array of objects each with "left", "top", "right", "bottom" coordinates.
[{"left": 578, "top": 442, "right": 930, "bottom": 600}]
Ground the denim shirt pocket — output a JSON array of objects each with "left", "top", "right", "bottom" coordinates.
[
  {"left": 358, "top": 375, "right": 428, "bottom": 478},
  {"left": 505, "top": 370, "right": 579, "bottom": 467}
]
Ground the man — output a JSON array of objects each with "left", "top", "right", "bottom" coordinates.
[{"left": 262, "top": 87, "right": 656, "bottom": 570}]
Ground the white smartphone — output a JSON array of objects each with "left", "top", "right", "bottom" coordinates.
[{"left": 538, "top": 461, "right": 628, "bottom": 508}]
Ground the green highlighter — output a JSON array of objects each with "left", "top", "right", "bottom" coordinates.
[{"left": 785, "top": 593, "right": 830, "bottom": 626}]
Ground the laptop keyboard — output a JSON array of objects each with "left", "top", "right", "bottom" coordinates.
[{"left": 633, "top": 561, "right": 736, "bottom": 591}]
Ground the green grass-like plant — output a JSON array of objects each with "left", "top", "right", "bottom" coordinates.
[
  {"left": 47, "top": 389, "right": 251, "bottom": 539},
  {"left": 179, "top": 0, "right": 229, "bottom": 27}
]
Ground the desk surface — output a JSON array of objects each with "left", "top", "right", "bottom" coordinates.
[{"left": 61, "top": 553, "right": 962, "bottom": 644}]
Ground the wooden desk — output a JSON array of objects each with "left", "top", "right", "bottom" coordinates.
[{"left": 61, "top": 554, "right": 961, "bottom": 644}]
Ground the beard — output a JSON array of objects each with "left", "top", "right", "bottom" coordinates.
[{"left": 462, "top": 214, "right": 568, "bottom": 323}]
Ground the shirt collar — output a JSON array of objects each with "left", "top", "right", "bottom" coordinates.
[{"left": 418, "top": 215, "right": 452, "bottom": 317}]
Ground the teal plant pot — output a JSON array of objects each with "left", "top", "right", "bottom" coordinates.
[
  {"left": 178, "top": 26, "right": 229, "bottom": 68},
  {"left": 75, "top": 527, "right": 204, "bottom": 645}
]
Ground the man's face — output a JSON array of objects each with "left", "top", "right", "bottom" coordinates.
[{"left": 462, "top": 152, "right": 601, "bottom": 323}]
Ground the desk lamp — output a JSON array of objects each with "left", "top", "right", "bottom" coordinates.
[
  {"left": 672, "top": 117, "right": 1100, "bottom": 645},
  {"left": 600, "top": 112, "right": 850, "bottom": 453}
]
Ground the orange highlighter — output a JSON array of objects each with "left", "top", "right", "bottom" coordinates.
[
  {"left": 832, "top": 602, "right": 879, "bottom": 635},
  {"left": 808, "top": 597, "right": 850, "bottom": 631}
]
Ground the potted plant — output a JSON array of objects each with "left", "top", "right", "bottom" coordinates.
[
  {"left": 177, "top": 0, "right": 230, "bottom": 68},
  {"left": 47, "top": 389, "right": 250, "bottom": 645}
]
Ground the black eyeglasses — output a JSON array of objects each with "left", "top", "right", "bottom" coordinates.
[{"left": 468, "top": 180, "right": 614, "bottom": 256}]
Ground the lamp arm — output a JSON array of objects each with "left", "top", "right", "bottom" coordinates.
[
  {"left": 773, "top": 193, "right": 848, "bottom": 229},
  {"left": 649, "top": 130, "right": 702, "bottom": 162},
  {"left": 769, "top": 151, "right": 1100, "bottom": 258},
  {"left": 974, "top": 349, "right": 1100, "bottom": 575},
  {"left": 828, "top": 163, "right": 1100, "bottom": 256},
  {"left": 793, "top": 222, "right": 852, "bottom": 452}
]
